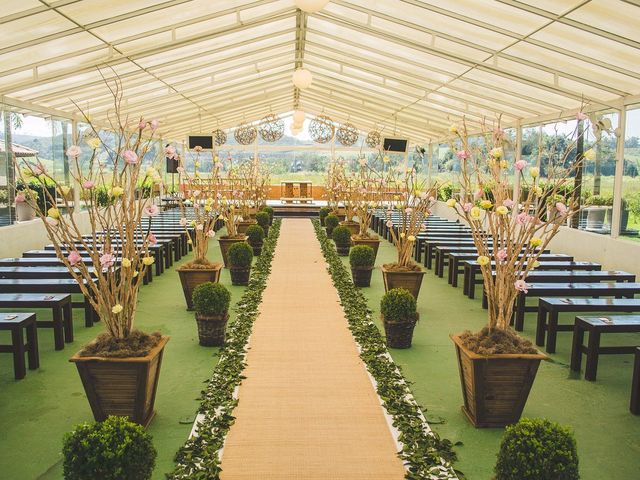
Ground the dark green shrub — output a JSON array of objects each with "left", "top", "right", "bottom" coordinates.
[
  {"left": 62, "top": 415, "right": 156, "bottom": 480},
  {"left": 245, "top": 224, "right": 265, "bottom": 245},
  {"left": 332, "top": 225, "right": 352, "bottom": 245},
  {"left": 192, "top": 282, "right": 231, "bottom": 316},
  {"left": 228, "top": 241, "right": 253, "bottom": 268},
  {"left": 325, "top": 214, "right": 339, "bottom": 229},
  {"left": 349, "top": 245, "right": 375, "bottom": 268},
  {"left": 260, "top": 206, "right": 274, "bottom": 223},
  {"left": 255, "top": 211, "right": 270, "bottom": 229},
  {"left": 319, "top": 207, "right": 332, "bottom": 225},
  {"left": 381, "top": 288, "right": 417, "bottom": 323},
  {"left": 495, "top": 418, "right": 579, "bottom": 480}
]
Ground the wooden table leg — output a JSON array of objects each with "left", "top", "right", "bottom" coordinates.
[
  {"left": 584, "top": 329, "right": 601, "bottom": 381},
  {"left": 536, "top": 306, "right": 547, "bottom": 347},
  {"left": 515, "top": 294, "right": 526, "bottom": 331},
  {"left": 631, "top": 350, "right": 640, "bottom": 415},
  {"left": 26, "top": 321, "right": 39, "bottom": 370},
  {"left": 546, "top": 310, "right": 560, "bottom": 353},
  {"left": 63, "top": 301, "right": 74, "bottom": 343},
  {"left": 84, "top": 296, "right": 95, "bottom": 327},
  {"left": 570, "top": 323, "right": 585, "bottom": 372},
  {"left": 469, "top": 271, "right": 477, "bottom": 299},
  {"left": 11, "top": 327, "right": 26, "bottom": 380},
  {"left": 52, "top": 305, "right": 64, "bottom": 350}
]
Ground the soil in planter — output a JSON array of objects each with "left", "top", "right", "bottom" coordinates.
[
  {"left": 79, "top": 330, "right": 162, "bottom": 358},
  {"left": 383, "top": 262, "right": 422, "bottom": 272},
  {"left": 179, "top": 258, "right": 220, "bottom": 270},
  {"left": 460, "top": 327, "right": 538, "bottom": 355}
]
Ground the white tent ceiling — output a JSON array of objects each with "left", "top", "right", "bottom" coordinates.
[{"left": 1, "top": 0, "right": 639, "bottom": 142}]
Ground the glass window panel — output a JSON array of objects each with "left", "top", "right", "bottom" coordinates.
[{"left": 619, "top": 106, "right": 640, "bottom": 240}]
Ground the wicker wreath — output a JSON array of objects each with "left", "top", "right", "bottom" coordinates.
[
  {"left": 336, "top": 122, "right": 359, "bottom": 146},
  {"left": 365, "top": 130, "right": 382, "bottom": 148},
  {"left": 258, "top": 114, "right": 284, "bottom": 143},
  {"left": 234, "top": 122, "right": 257, "bottom": 145},
  {"left": 212, "top": 129, "right": 227, "bottom": 146},
  {"left": 309, "top": 115, "right": 335, "bottom": 144}
]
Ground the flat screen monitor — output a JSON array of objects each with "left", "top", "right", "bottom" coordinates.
[
  {"left": 382, "top": 137, "right": 408, "bottom": 153},
  {"left": 188, "top": 135, "right": 213, "bottom": 150}
]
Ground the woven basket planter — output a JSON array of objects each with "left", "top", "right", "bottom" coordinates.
[
  {"left": 230, "top": 266, "right": 251, "bottom": 286},
  {"left": 351, "top": 266, "right": 373, "bottom": 287},
  {"left": 335, "top": 243, "right": 351, "bottom": 256},
  {"left": 196, "top": 313, "right": 229, "bottom": 347},
  {"left": 451, "top": 334, "right": 546, "bottom": 428},
  {"left": 381, "top": 265, "right": 425, "bottom": 299},
  {"left": 383, "top": 313, "right": 418, "bottom": 349},
  {"left": 249, "top": 241, "right": 263, "bottom": 257}
]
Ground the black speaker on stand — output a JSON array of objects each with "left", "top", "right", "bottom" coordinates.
[{"left": 166, "top": 157, "right": 178, "bottom": 195}]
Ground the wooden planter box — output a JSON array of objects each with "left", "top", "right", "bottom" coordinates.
[
  {"left": 237, "top": 220, "right": 257, "bottom": 235},
  {"left": 177, "top": 265, "right": 222, "bottom": 310},
  {"left": 351, "top": 235, "right": 381, "bottom": 260},
  {"left": 451, "top": 334, "right": 546, "bottom": 428},
  {"left": 381, "top": 265, "right": 425, "bottom": 299},
  {"left": 70, "top": 336, "right": 169, "bottom": 427},
  {"left": 351, "top": 266, "right": 373, "bottom": 287},
  {"left": 339, "top": 220, "right": 360, "bottom": 235},
  {"left": 218, "top": 236, "right": 248, "bottom": 268}
]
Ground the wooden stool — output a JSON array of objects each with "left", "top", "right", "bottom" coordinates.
[{"left": 0, "top": 312, "right": 39, "bottom": 379}]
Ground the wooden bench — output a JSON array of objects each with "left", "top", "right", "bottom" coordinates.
[
  {"left": 0, "top": 312, "right": 39, "bottom": 379},
  {"left": 632, "top": 348, "right": 640, "bottom": 415},
  {"left": 0, "top": 293, "right": 73, "bottom": 350},
  {"left": 570, "top": 315, "right": 640, "bottom": 381},
  {"left": 537, "top": 298, "right": 640, "bottom": 353}
]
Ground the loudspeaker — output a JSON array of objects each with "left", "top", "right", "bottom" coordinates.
[{"left": 166, "top": 157, "right": 179, "bottom": 173}]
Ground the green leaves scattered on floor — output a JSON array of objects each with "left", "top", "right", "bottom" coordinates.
[
  {"left": 168, "top": 219, "right": 282, "bottom": 480},
  {"left": 312, "top": 219, "right": 459, "bottom": 480}
]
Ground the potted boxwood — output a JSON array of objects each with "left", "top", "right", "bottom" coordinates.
[
  {"left": 228, "top": 241, "right": 253, "bottom": 286},
  {"left": 319, "top": 206, "right": 332, "bottom": 226},
  {"left": 245, "top": 224, "right": 265, "bottom": 256},
  {"left": 445, "top": 119, "right": 609, "bottom": 427},
  {"left": 495, "top": 418, "right": 579, "bottom": 480},
  {"left": 381, "top": 288, "right": 418, "bottom": 349},
  {"left": 325, "top": 213, "right": 339, "bottom": 237},
  {"left": 255, "top": 211, "right": 270, "bottom": 237},
  {"left": 62, "top": 416, "right": 157, "bottom": 480},
  {"left": 260, "top": 205, "right": 274, "bottom": 225},
  {"left": 349, "top": 245, "right": 375, "bottom": 287},
  {"left": 15, "top": 97, "right": 169, "bottom": 427},
  {"left": 332, "top": 225, "right": 352, "bottom": 256},
  {"left": 192, "top": 282, "right": 231, "bottom": 346}
]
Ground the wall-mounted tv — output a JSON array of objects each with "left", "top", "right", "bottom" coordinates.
[
  {"left": 382, "top": 137, "right": 409, "bottom": 153},
  {"left": 188, "top": 134, "right": 214, "bottom": 150}
]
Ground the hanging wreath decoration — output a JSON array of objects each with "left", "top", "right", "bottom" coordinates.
[
  {"left": 366, "top": 130, "right": 382, "bottom": 149},
  {"left": 212, "top": 129, "right": 227, "bottom": 146},
  {"left": 234, "top": 122, "right": 257, "bottom": 145},
  {"left": 336, "top": 122, "right": 359, "bottom": 146},
  {"left": 258, "top": 114, "right": 285, "bottom": 143},
  {"left": 309, "top": 115, "right": 335, "bottom": 144}
]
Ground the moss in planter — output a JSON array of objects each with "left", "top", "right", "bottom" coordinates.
[
  {"left": 63, "top": 415, "right": 156, "bottom": 480},
  {"left": 495, "top": 418, "right": 579, "bottom": 480},
  {"left": 245, "top": 225, "right": 265, "bottom": 246},
  {"left": 79, "top": 330, "right": 162, "bottom": 358},
  {"left": 180, "top": 257, "right": 219, "bottom": 270},
  {"left": 349, "top": 245, "right": 375, "bottom": 268},
  {"left": 460, "top": 326, "right": 537, "bottom": 355},
  {"left": 325, "top": 213, "right": 339, "bottom": 230},
  {"left": 331, "top": 225, "right": 352, "bottom": 246},
  {"left": 380, "top": 288, "right": 417, "bottom": 323},
  {"left": 382, "top": 262, "right": 422, "bottom": 272},
  {"left": 228, "top": 241, "right": 253, "bottom": 268},
  {"left": 192, "top": 282, "right": 231, "bottom": 316}
]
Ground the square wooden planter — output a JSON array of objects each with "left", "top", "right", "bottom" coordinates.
[
  {"left": 351, "top": 235, "right": 381, "bottom": 260},
  {"left": 381, "top": 265, "right": 425, "bottom": 299},
  {"left": 218, "top": 236, "right": 248, "bottom": 268},
  {"left": 177, "top": 264, "right": 222, "bottom": 310}
]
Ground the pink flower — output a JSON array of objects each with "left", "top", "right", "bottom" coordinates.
[
  {"left": 517, "top": 212, "right": 533, "bottom": 226},
  {"left": 196, "top": 224, "right": 204, "bottom": 231},
  {"left": 46, "top": 217, "right": 59, "bottom": 228},
  {"left": 503, "top": 198, "right": 515, "bottom": 208},
  {"left": 99, "top": 253, "right": 115, "bottom": 270},
  {"left": 474, "top": 189, "right": 483, "bottom": 200},
  {"left": 68, "top": 251, "right": 82, "bottom": 266},
  {"left": 15, "top": 192, "right": 26, "bottom": 203},
  {"left": 496, "top": 249, "right": 507, "bottom": 263},
  {"left": 429, "top": 196, "right": 435, "bottom": 202},
  {"left": 179, "top": 217, "right": 187, "bottom": 226},
  {"left": 386, "top": 220, "right": 393, "bottom": 228},
  {"left": 456, "top": 150, "right": 470, "bottom": 160},
  {"left": 514, "top": 279, "right": 529, "bottom": 293},
  {"left": 176, "top": 166, "right": 185, "bottom": 174},
  {"left": 493, "top": 127, "right": 505, "bottom": 138},
  {"left": 150, "top": 120, "right": 159, "bottom": 131},
  {"left": 463, "top": 202, "right": 473, "bottom": 212},
  {"left": 147, "top": 232, "right": 157, "bottom": 245},
  {"left": 138, "top": 120, "right": 147, "bottom": 130},
  {"left": 82, "top": 180, "right": 95, "bottom": 189},
  {"left": 514, "top": 160, "right": 527, "bottom": 171},
  {"left": 576, "top": 111, "right": 587, "bottom": 121},
  {"left": 556, "top": 202, "right": 568, "bottom": 214},
  {"left": 66, "top": 145, "right": 82, "bottom": 158},
  {"left": 32, "top": 165, "right": 45, "bottom": 175},
  {"left": 143, "top": 204, "right": 160, "bottom": 217},
  {"left": 123, "top": 150, "right": 138, "bottom": 164},
  {"left": 419, "top": 192, "right": 428, "bottom": 200},
  {"left": 206, "top": 229, "right": 215, "bottom": 238},
  {"left": 405, "top": 207, "right": 413, "bottom": 214},
  {"left": 165, "top": 145, "right": 176, "bottom": 158}
]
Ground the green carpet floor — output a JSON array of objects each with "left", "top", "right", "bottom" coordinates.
[
  {"left": 1, "top": 222, "right": 639, "bottom": 479},
  {"left": 339, "top": 230, "right": 640, "bottom": 480}
]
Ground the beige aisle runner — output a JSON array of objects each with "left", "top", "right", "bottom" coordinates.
[{"left": 220, "top": 218, "right": 405, "bottom": 479}]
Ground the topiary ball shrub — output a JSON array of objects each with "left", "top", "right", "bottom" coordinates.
[
  {"left": 495, "top": 418, "right": 579, "bottom": 480},
  {"left": 319, "top": 206, "right": 332, "bottom": 225},
  {"left": 245, "top": 224, "right": 265, "bottom": 246},
  {"left": 228, "top": 241, "right": 253, "bottom": 268},
  {"left": 62, "top": 415, "right": 156, "bottom": 480},
  {"left": 381, "top": 288, "right": 417, "bottom": 323},
  {"left": 332, "top": 225, "right": 352, "bottom": 245},
  {"left": 349, "top": 245, "right": 375, "bottom": 268},
  {"left": 255, "top": 211, "right": 270, "bottom": 229},
  {"left": 192, "top": 282, "right": 231, "bottom": 316},
  {"left": 260, "top": 206, "right": 274, "bottom": 223},
  {"left": 325, "top": 214, "right": 339, "bottom": 230}
]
